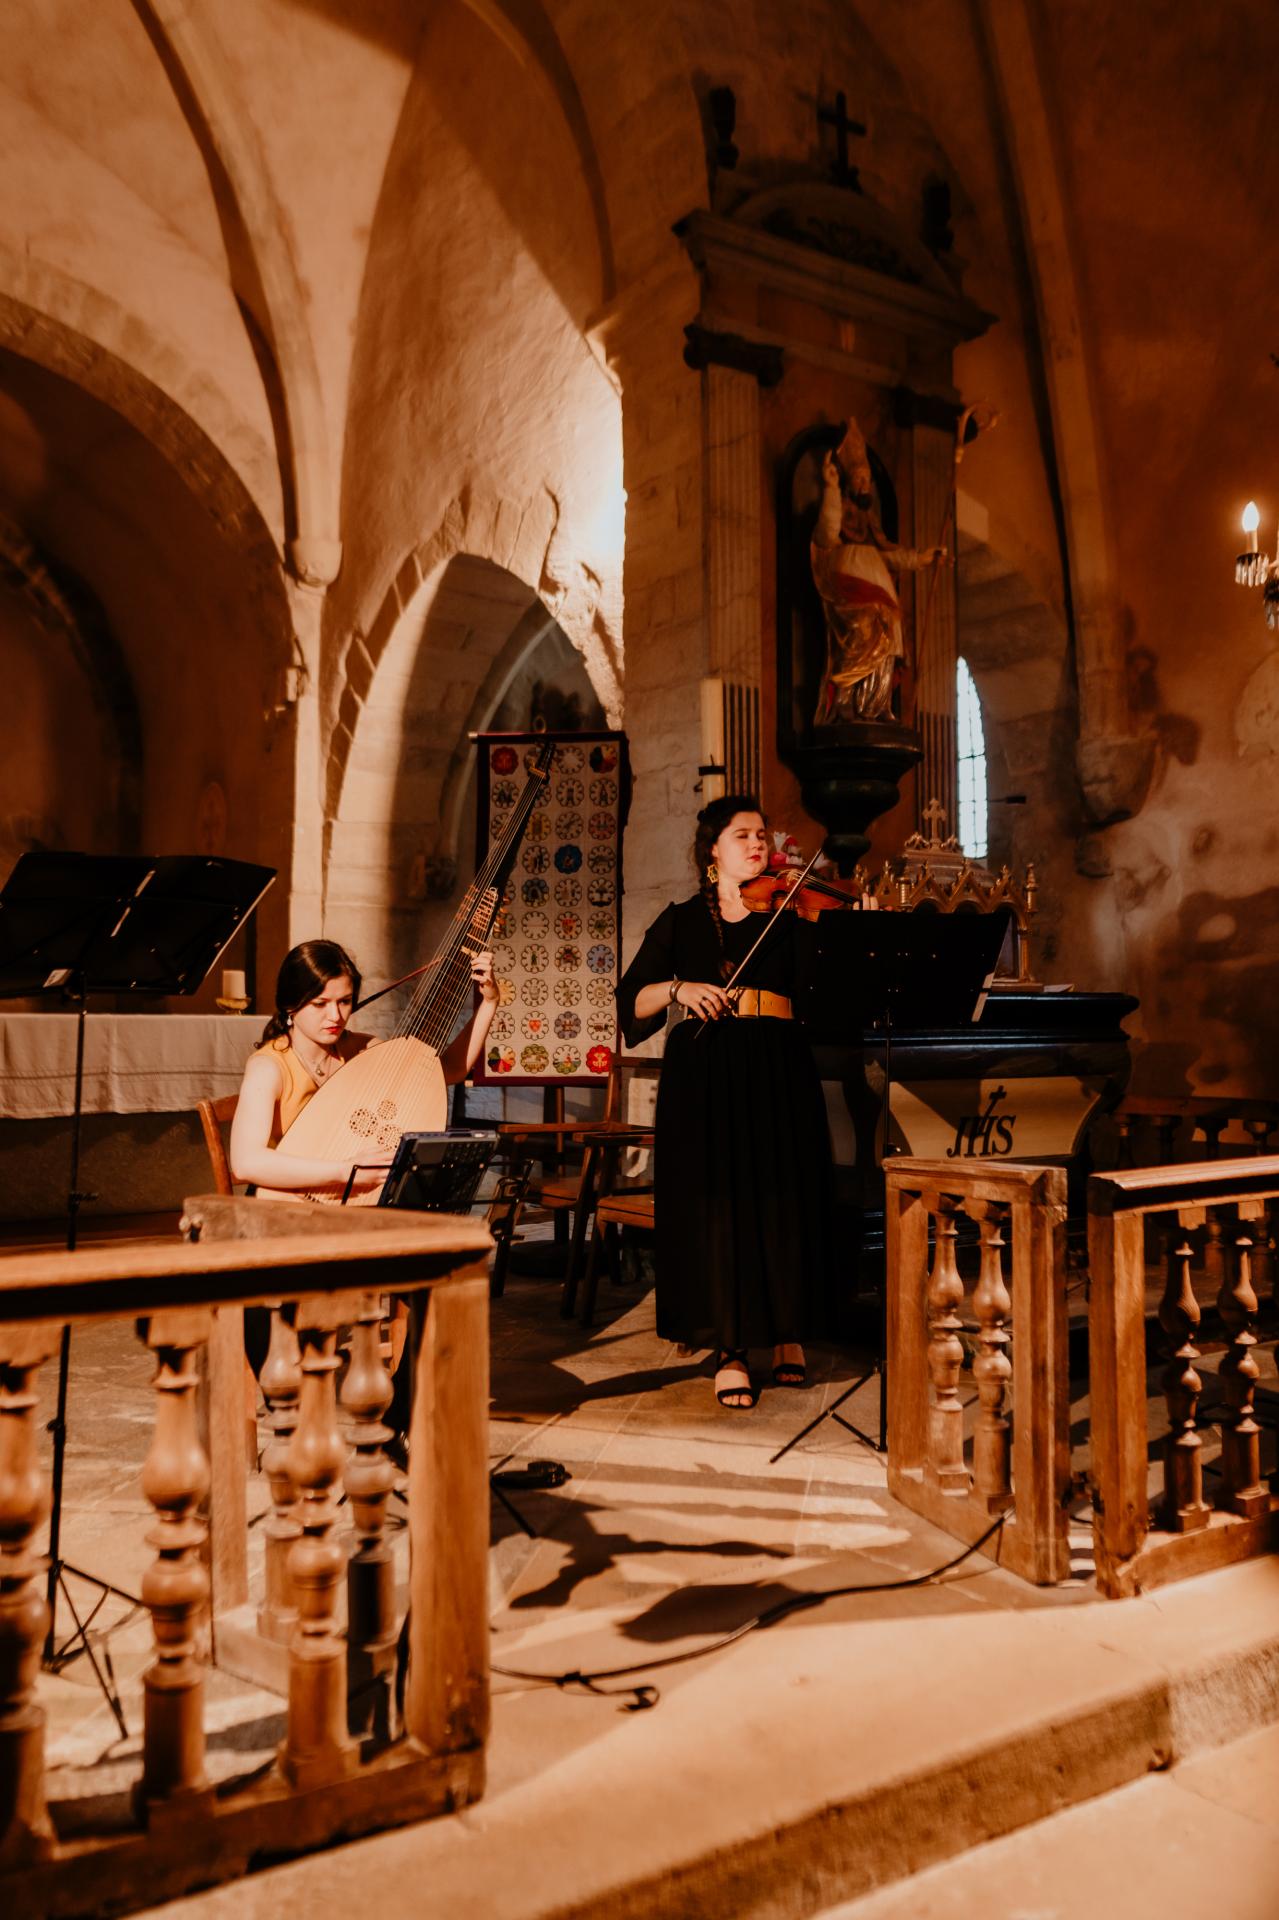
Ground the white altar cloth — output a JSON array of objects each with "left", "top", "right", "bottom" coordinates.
[{"left": 0, "top": 1013, "right": 260, "bottom": 1119}]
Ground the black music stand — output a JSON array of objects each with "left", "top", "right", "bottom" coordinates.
[
  {"left": 0, "top": 850, "right": 274, "bottom": 1731},
  {"left": 374, "top": 1129, "right": 498, "bottom": 1214},
  {"left": 771, "top": 909, "right": 1010, "bottom": 1466}
]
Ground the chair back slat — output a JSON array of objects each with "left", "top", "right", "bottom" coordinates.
[{"left": 197, "top": 1094, "right": 238, "bottom": 1198}]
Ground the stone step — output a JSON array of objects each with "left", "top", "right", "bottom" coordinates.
[
  {"left": 155, "top": 1555, "right": 1279, "bottom": 1920},
  {"left": 815, "top": 1717, "right": 1279, "bottom": 1919}
]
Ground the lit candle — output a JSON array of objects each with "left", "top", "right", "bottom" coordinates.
[
  {"left": 221, "top": 968, "right": 246, "bottom": 1000},
  {"left": 1243, "top": 500, "right": 1260, "bottom": 553}
]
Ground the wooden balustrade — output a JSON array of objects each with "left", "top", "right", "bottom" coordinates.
[
  {"left": 0, "top": 1196, "right": 491, "bottom": 1918},
  {"left": 1111, "top": 1093, "right": 1279, "bottom": 1169},
  {"left": 1088, "top": 1155, "right": 1279, "bottom": 1598},
  {"left": 1110, "top": 1097, "right": 1279, "bottom": 1286},
  {"left": 885, "top": 1160, "right": 1071, "bottom": 1585}
]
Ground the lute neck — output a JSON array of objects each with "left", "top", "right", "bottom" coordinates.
[{"left": 395, "top": 741, "right": 555, "bottom": 1050}]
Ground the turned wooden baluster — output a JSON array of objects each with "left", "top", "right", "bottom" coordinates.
[
  {"left": 282, "top": 1304, "right": 356, "bottom": 1788},
  {"left": 257, "top": 1303, "right": 302, "bottom": 1645},
  {"left": 1157, "top": 1213, "right": 1211, "bottom": 1533},
  {"left": 1216, "top": 1205, "right": 1268, "bottom": 1518},
  {"left": 967, "top": 1201, "right": 1012, "bottom": 1511},
  {"left": 0, "top": 1325, "right": 59, "bottom": 1868},
  {"left": 924, "top": 1197, "right": 968, "bottom": 1494},
  {"left": 1201, "top": 1209, "right": 1227, "bottom": 1294},
  {"left": 1242, "top": 1119, "right": 1275, "bottom": 1299},
  {"left": 1193, "top": 1114, "right": 1228, "bottom": 1160},
  {"left": 137, "top": 1310, "right": 213, "bottom": 1813},
  {"left": 342, "top": 1291, "right": 397, "bottom": 1729}
]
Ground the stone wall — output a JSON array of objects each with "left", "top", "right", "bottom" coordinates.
[{"left": 0, "top": 0, "right": 1276, "bottom": 1093}]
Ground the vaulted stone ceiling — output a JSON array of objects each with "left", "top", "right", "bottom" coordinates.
[{"left": 1, "top": 0, "right": 1276, "bottom": 1082}]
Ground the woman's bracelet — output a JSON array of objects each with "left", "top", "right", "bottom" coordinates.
[{"left": 668, "top": 977, "right": 682, "bottom": 1006}]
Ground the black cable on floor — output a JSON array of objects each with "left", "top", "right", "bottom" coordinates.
[{"left": 491, "top": 1511, "right": 1009, "bottom": 1711}]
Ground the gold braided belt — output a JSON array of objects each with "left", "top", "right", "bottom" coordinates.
[{"left": 727, "top": 988, "right": 793, "bottom": 1020}]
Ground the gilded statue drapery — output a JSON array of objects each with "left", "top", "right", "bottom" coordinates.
[{"left": 811, "top": 418, "right": 943, "bottom": 724}]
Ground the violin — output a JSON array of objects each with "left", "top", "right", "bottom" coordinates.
[{"left": 739, "top": 865, "right": 868, "bottom": 921}]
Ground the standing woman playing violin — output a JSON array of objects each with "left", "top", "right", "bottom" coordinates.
[{"left": 616, "top": 796, "right": 835, "bottom": 1409}]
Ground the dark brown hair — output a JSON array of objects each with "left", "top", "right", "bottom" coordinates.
[
  {"left": 257, "top": 939, "right": 363, "bottom": 1048},
  {"left": 693, "top": 794, "right": 765, "bottom": 980}
]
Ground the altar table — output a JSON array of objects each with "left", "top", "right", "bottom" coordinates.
[{"left": 0, "top": 1013, "right": 259, "bottom": 1220}]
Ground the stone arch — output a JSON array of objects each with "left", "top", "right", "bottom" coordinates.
[
  {"left": 324, "top": 547, "right": 599, "bottom": 992},
  {"left": 0, "top": 285, "right": 300, "bottom": 968},
  {"left": 325, "top": 489, "right": 620, "bottom": 826},
  {"left": 0, "top": 247, "right": 285, "bottom": 584},
  {"left": 459, "top": 0, "right": 616, "bottom": 302},
  {"left": 541, "top": 0, "right": 706, "bottom": 292},
  {"left": 132, "top": 0, "right": 339, "bottom": 583},
  {"left": 0, "top": 510, "right": 142, "bottom": 848}
]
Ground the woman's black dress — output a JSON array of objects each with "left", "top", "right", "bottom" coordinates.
[{"left": 615, "top": 896, "right": 834, "bottom": 1350}]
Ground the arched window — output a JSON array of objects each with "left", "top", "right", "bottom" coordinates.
[{"left": 956, "top": 657, "right": 988, "bottom": 861}]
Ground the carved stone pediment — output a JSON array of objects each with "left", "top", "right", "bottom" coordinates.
[
  {"left": 677, "top": 194, "right": 991, "bottom": 351},
  {"left": 732, "top": 183, "right": 952, "bottom": 295}
]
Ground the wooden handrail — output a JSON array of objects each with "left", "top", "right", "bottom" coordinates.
[
  {"left": 0, "top": 1198, "right": 491, "bottom": 1324},
  {"left": 0, "top": 1195, "right": 493, "bottom": 1916},
  {"left": 1117, "top": 1093, "right": 1279, "bottom": 1120},
  {"left": 883, "top": 1156, "right": 1065, "bottom": 1205},
  {"left": 1089, "top": 1154, "right": 1279, "bottom": 1215}
]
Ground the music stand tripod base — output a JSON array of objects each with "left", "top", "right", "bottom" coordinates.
[{"left": 769, "top": 908, "right": 1010, "bottom": 1471}]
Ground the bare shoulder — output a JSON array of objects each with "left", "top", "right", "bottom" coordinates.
[
  {"left": 238, "top": 1046, "right": 285, "bottom": 1108},
  {"left": 241, "top": 1045, "right": 284, "bottom": 1087}
]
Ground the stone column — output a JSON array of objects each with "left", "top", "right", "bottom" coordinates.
[
  {"left": 706, "top": 365, "right": 762, "bottom": 797},
  {"left": 912, "top": 421, "right": 958, "bottom": 833},
  {"left": 598, "top": 262, "right": 707, "bottom": 957}
]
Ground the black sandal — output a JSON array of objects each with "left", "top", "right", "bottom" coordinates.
[
  {"left": 772, "top": 1347, "right": 807, "bottom": 1388},
  {"left": 715, "top": 1349, "right": 756, "bottom": 1410}
]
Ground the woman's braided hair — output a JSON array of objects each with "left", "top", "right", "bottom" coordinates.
[
  {"left": 257, "top": 939, "right": 363, "bottom": 1048},
  {"left": 693, "top": 794, "right": 765, "bottom": 982}
]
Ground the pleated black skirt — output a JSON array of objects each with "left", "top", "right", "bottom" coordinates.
[{"left": 653, "top": 1013, "right": 834, "bottom": 1349}]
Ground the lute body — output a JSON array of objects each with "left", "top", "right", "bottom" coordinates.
[
  {"left": 255, "top": 1037, "right": 447, "bottom": 1204},
  {"left": 256, "top": 740, "right": 553, "bottom": 1206}
]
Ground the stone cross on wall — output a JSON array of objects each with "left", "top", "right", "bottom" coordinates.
[{"left": 818, "top": 90, "right": 866, "bottom": 189}]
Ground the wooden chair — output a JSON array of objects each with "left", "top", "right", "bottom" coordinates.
[
  {"left": 559, "top": 1057, "right": 661, "bottom": 1325},
  {"left": 570, "top": 1125, "right": 656, "bottom": 1329},
  {"left": 485, "top": 1160, "right": 533, "bottom": 1298},
  {"left": 197, "top": 1093, "right": 238, "bottom": 1197}
]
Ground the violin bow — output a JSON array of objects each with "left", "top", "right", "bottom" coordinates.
[
  {"left": 351, "top": 956, "right": 438, "bottom": 1016},
  {"left": 693, "top": 842, "right": 827, "bottom": 1039}
]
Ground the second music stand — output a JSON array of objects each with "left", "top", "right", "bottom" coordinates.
[
  {"left": 772, "top": 908, "right": 1010, "bottom": 1465},
  {"left": 0, "top": 850, "right": 274, "bottom": 1731}
]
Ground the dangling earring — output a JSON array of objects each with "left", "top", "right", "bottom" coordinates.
[
  {"left": 286, "top": 1012, "right": 293, "bottom": 1028},
  {"left": 706, "top": 860, "right": 719, "bottom": 885}
]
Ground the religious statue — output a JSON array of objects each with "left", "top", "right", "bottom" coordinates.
[{"left": 811, "top": 417, "right": 946, "bottom": 724}]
